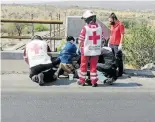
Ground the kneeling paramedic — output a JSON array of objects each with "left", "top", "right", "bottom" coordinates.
[
  {"left": 97, "top": 46, "right": 118, "bottom": 85},
  {"left": 23, "top": 35, "right": 60, "bottom": 86},
  {"left": 55, "top": 36, "right": 78, "bottom": 78},
  {"left": 78, "top": 10, "right": 105, "bottom": 87}
]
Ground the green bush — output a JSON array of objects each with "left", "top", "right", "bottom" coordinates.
[
  {"left": 123, "top": 19, "right": 137, "bottom": 29},
  {"left": 34, "top": 24, "right": 49, "bottom": 32},
  {"left": 124, "top": 22, "right": 155, "bottom": 68}
]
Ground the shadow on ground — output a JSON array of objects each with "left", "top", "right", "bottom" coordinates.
[
  {"left": 43, "top": 78, "right": 142, "bottom": 88},
  {"left": 44, "top": 78, "right": 77, "bottom": 86},
  {"left": 98, "top": 82, "right": 142, "bottom": 87}
]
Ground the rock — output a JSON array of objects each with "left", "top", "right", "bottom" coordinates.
[{"left": 141, "top": 63, "right": 155, "bottom": 71}]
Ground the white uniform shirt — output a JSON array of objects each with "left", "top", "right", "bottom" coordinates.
[
  {"left": 25, "top": 40, "right": 51, "bottom": 68},
  {"left": 84, "top": 24, "right": 102, "bottom": 56}
]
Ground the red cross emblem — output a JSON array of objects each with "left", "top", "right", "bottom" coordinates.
[
  {"left": 30, "top": 44, "right": 42, "bottom": 54},
  {"left": 89, "top": 31, "right": 100, "bottom": 44}
]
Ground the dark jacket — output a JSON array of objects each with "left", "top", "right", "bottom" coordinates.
[{"left": 98, "top": 47, "right": 117, "bottom": 69}]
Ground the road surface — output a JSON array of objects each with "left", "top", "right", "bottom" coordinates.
[{"left": 1, "top": 60, "right": 155, "bottom": 122}]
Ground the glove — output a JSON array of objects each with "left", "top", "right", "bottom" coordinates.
[
  {"left": 76, "top": 48, "right": 81, "bottom": 55},
  {"left": 118, "top": 44, "right": 122, "bottom": 51}
]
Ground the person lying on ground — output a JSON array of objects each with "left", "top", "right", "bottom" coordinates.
[{"left": 23, "top": 35, "right": 60, "bottom": 86}]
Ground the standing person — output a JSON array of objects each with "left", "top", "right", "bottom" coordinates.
[
  {"left": 108, "top": 13, "right": 125, "bottom": 77},
  {"left": 23, "top": 35, "right": 59, "bottom": 86},
  {"left": 78, "top": 10, "right": 104, "bottom": 87}
]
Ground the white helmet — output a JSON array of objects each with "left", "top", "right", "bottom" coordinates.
[{"left": 81, "top": 10, "right": 96, "bottom": 19}]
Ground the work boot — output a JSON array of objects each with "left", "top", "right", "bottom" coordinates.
[
  {"left": 54, "top": 67, "right": 62, "bottom": 78},
  {"left": 77, "top": 80, "right": 85, "bottom": 86},
  {"left": 91, "top": 79, "right": 98, "bottom": 87},
  {"left": 54, "top": 72, "right": 59, "bottom": 79},
  {"left": 85, "top": 79, "right": 92, "bottom": 86},
  {"left": 31, "top": 75, "right": 39, "bottom": 83},
  {"left": 104, "top": 78, "right": 114, "bottom": 85},
  {"left": 53, "top": 74, "right": 58, "bottom": 81},
  {"left": 38, "top": 73, "right": 44, "bottom": 86},
  {"left": 92, "top": 83, "right": 98, "bottom": 87}
]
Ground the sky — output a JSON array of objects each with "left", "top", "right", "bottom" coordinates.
[
  {"left": 1, "top": 0, "right": 62, "bottom": 4},
  {"left": 1, "top": 0, "right": 152, "bottom": 4},
  {"left": 1, "top": 0, "right": 155, "bottom": 12}
]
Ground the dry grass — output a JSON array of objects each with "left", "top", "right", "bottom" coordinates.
[
  {"left": 1, "top": 5, "right": 155, "bottom": 23},
  {"left": 1, "top": 5, "right": 155, "bottom": 67},
  {"left": 1, "top": 4, "right": 155, "bottom": 37}
]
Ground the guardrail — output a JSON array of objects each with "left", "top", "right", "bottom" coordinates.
[
  {"left": 0, "top": 36, "right": 62, "bottom": 40},
  {"left": 1, "top": 19, "right": 63, "bottom": 24},
  {"left": 1, "top": 18, "right": 64, "bottom": 52},
  {"left": 1, "top": 50, "right": 59, "bottom": 60}
]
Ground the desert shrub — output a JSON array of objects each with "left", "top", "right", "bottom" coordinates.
[
  {"left": 23, "top": 26, "right": 31, "bottom": 35},
  {"left": 34, "top": 24, "right": 49, "bottom": 32},
  {"left": 1, "top": 23, "right": 17, "bottom": 36},
  {"left": 1, "top": 23, "right": 28, "bottom": 36},
  {"left": 123, "top": 19, "right": 137, "bottom": 29},
  {"left": 124, "top": 22, "right": 155, "bottom": 68},
  {"left": 14, "top": 23, "right": 28, "bottom": 36}
]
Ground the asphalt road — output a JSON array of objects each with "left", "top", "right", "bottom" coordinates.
[
  {"left": 1, "top": 60, "right": 155, "bottom": 122},
  {"left": 2, "top": 87, "right": 155, "bottom": 122}
]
